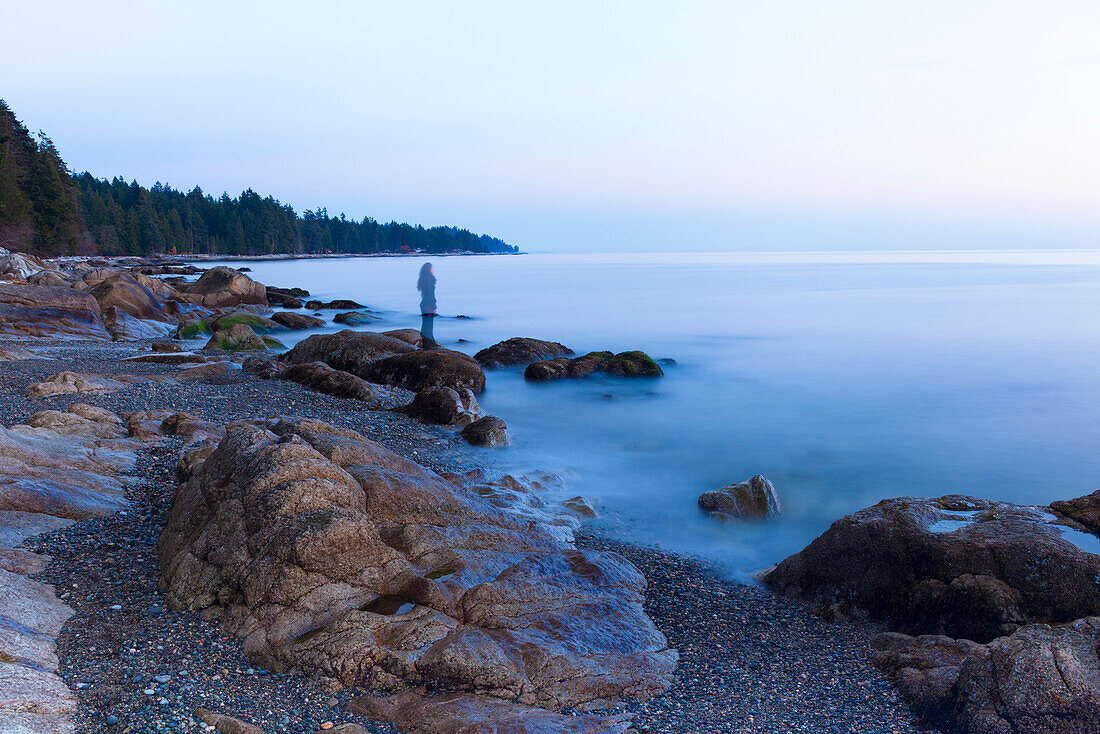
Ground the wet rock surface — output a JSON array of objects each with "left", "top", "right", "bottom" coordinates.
[
  {"left": 158, "top": 418, "right": 675, "bottom": 711},
  {"left": 524, "top": 351, "right": 663, "bottom": 382},
  {"left": 474, "top": 338, "right": 574, "bottom": 369},
  {"left": 698, "top": 474, "right": 781, "bottom": 520},
  {"left": 397, "top": 386, "right": 483, "bottom": 427},
  {"left": 460, "top": 415, "right": 510, "bottom": 447},
  {"left": 367, "top": 349, "right": 487, "bottom": 393},
  {"left": 764, "top": 494, "right": 1100, "bottom": 642},
  {"left": 279, "top": 362, "right": 411, "bottom": 404}
]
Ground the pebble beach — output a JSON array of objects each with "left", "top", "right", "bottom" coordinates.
[{"left": 4, "top": 338, "right": 925, "bottom": 733}]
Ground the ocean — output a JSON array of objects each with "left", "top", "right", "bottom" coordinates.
[{"left": 205, "top": 251, "right": 1100, "bottom": 581}]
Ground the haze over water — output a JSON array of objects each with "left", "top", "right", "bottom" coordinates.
[{"left": 216, "top": 251, "right": 1100, "bottom": 581}]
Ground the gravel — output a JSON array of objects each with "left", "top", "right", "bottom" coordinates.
[{"left": 9, "top": 338, "right": 928, "bottom": 734}]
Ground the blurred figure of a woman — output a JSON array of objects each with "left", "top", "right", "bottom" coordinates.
[{"left": 417, "top": 262, "right": 437, "bottom": 346}]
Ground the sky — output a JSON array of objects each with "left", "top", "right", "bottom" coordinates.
[{"left": 3, "top": 1, "right": 1100, "bottom": 252}]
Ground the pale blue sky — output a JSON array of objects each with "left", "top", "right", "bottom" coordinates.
[{"left": 4, "top": 1, "right": 1100, "bottom": 251}]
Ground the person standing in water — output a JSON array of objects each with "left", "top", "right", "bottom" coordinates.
[{"left": 417, "top": 262, "right": 438, "bottom": 347}]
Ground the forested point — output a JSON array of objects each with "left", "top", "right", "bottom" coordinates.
[{"left": 0, "top": 99, "right": 517, "bottom": 257}]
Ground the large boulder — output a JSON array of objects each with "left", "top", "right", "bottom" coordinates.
[
  {"left": 88, "top": 270, "right": 176, "bottom": 322},
  {"left": 368, "top": 349, "right": 487, "bottom": 393},
  {"left": 474, "top": 338, "right": 574, "bottom": 368},
  {"left": 158, "top": 420, "right": 676, "bottom": 710},
  {"left": 101, "top": 306, "right": 175, "bottom": 340},
  {"left": 283, "top": 330, "right": 415, "bottom": 378},
  {"left": 280, "top": 362, "right": 407, "bottom": 404},
  {"left": 764, "top": 495, "right": 1100, "bottom": 642},
  {"left": 209, "top": 310, "right": 281, "bottom": 333},
  {"left": 698, "top": 475, "right": 781, "bottom": 520},
  {"left": 382, "top": 329, "right": 424, "bottom": 348},
  {"left": 872, "top": 618, "right": 1100, "bottom": 734},
  {"left": 525, "top": 351, "right": 663, "bottom": 381},
  {"left": 0, "top": 284, "right": 110, "bottom": 340},
  {"left": 398, "top": 387, "right": 483, "bottom": 427},
  {"left": 182, "top": 266, "right": 268, "bottom": 308}
]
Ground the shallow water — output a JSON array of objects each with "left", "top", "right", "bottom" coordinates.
[{"left": 207, "top": 251, "right": 1100, "bottom": 580}]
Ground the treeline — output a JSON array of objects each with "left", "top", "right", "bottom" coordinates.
[{"left": 0, "top": 99, "right": 517, "bottom": 257}]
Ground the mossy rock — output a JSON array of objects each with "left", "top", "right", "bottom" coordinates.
[
  {"left": 177, "top": 320, "right": 211, "bottom": 339},
  {"left": 211, "top": 312, "right": 281, "bottom": 333}
]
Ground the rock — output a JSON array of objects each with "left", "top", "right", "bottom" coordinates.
[
  {"left": 764, "top": 495, "right": 1100, "bottom": 641},
  {"left": 0, "top": 283, "right": 111, "bottom": 340},
  {"left": 873, "top": 620, "right": 1100, "bottom": 734},
  {"left": 332, "top": 311, "right": 380, "bottom": 326},
  {"left": 203, "top": 324, "right": 283, "bottom": 352},
  {"left": 26, "top": 371, "right": 128, "bottom": 397},
  {"left": 241, "top": 356, "right": 286, "bottom": 380},
  {"left": 475, "top": 338, "right": 574, "bottom": 368},
  {"left": 349, "top": 691, "right": 631, "bottom": 734},
  {"left": 89, "top": 271, "right": 177, "bottom": 325},
  {"left": 382, "top": 329, "right": 424, "bottom": 347},
  {"left": 266, "top": 285, "right": 309, "bottom": 308},
  {"left": 209, "top": 310, "right": 281, "bottom": 333},
  {"left": 368, "top": 349, "right": 487, "bottom": 393},
  {"left": 283, "top": 330, "right": 415, "bottom": 378},
  {"left": 280, "top": 362, "right": 407, "bottom": 403},
  {"left": 524, "top": 351, "right": 663, "bottom": 381},
  {"left": 562, "top": 496, "right": 597, "bottom": 519},
  {"left": 1051, "top": 490, "right": 1100, "bottom": 534},
  {"left": 460, "top": 416, "right": 509, "bottom": 447},
  {"left": 194, "top": 708, "right": 266, "bottom": 734},
  {"left": 0, "top": 348, "right": 42, "bottom": 361},
  {"left": 523, "top": 358, "right": 571, "bottom": 382},
  {"left": 24, "top": 407, "right": 125, "bottom": 438},
  {"left": 178, "top": 362, "right": 234, "bottom": 381},
  {"left": 306, "top": 299, "right": 365, "bottom": 310},
  {"left": 158, "top": 420, "right": 675, "bottom": 710},
  {"left": 102, "top": 305, "right": 176, "bottom": 340},
  {"left": 152, "top": 340, "right": 185, "bottom": 353},
  {"left": 124, "top": 351, "right": 206, "bottom": 364},
  {"left": 183, "top": 266, "right": 268, "bottom": 308},
  {"left": 397, "top": 387, "right": 483, "bottom": 427},
  {"left": 270, "top": 312, "right": 325, "bottom": 330},
  {"left": 698, "top": 475, "right": 781, "bottom": 520},
  {"left": 26, "top": 270, "right": 69, "bottom": 288},
  {"left": 0, "top": 251, "right": 53, "bottom": 279}
]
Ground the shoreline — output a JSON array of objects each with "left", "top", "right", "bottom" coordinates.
[{"left": 1, "top": 337, "right": 923, "bottom": 733}]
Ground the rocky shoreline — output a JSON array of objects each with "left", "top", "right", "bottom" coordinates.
[{"left": 2, "top": 251, "right": 1098, "bottom": 734}]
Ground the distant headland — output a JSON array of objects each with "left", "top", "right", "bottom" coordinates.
[{"left": 0, "top": 99, "right": 517, "bottom": 259}]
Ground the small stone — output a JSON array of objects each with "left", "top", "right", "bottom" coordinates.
[
  {"left": 109, "top": 604, "right": 122, "bottom": 610},
  {"left": 105, "top": 715, "right": 119, "bottom": 725},
  {"left": 154, "top": 674, "right": 171, "bottom": 683},
  {"left": 143, "top": 688, "right": 155, "bottom": 695},
  {"left": 320, "top": 723, "right": 334, "bottom": 730}
]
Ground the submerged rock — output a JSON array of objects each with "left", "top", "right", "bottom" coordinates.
[
  {"left": 699, "top": 475, "right": 781, "bottom": 520},
  {"left": 158, "top": 419, "right": 675, "bottom": 710},
  {"left": 270, "top": 312, "right": 325, "bottom": 330},
  {"left": 474, "top": 337, "right": 574, "bottom": 369},
  {"left": 460, "top": 416, "right": 509, "bottom": 447},
  {"left": 398, "top": 387, "right": 483, "bottom": 427},
  {"left": 306, "top": 298, "right": 366, "bottom": 310},
  {"left": 764, "top": 494, "right": 1100, "bottom": 642},
  {"left": 333, "top": 311, "right": 380, "bottom": 326},
  {"left": 525, "top": 351, "right": 663, "bottom": 381}
]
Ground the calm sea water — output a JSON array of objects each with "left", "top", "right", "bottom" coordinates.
[{"left": 206, "top": 251, "right": 1100, "bottom": 580}]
